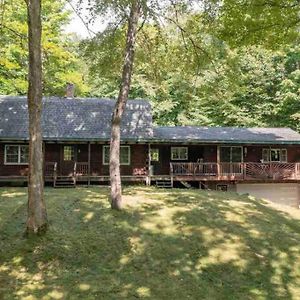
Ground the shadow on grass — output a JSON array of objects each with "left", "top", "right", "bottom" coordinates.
[{"left": 0, "top": 187, "right": 300, "bottom": 299}]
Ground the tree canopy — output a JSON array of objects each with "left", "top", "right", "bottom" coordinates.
[
  {"left": 0, "top": 0, "right": 89, "bottom": 96},
  {"left": 80, "top": 3, "right": 300, "bottom": 130},
  {"left": 1, "top": 0, "right": 300, "bottom": 130}
]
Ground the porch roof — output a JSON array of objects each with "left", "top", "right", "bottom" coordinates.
[
  {"left": 0, "top": 96, "right": 153, "bottom": 141},
  {"left": 153, "top": 126, "right": 300, "bottom": 144}
]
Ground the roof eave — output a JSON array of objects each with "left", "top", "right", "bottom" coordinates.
[
  {"left": 149, "top": 138, "right": 300, "bottom": 145},
  {"left": 1, "top": 137, "right": 300, "bottom": 145}
]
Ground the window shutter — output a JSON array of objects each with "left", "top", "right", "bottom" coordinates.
[{"left": 262, "top": 149, "right": 269, "bottom": 162}]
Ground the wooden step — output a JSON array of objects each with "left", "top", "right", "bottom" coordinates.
[
  {"left": 54, "top": 184, "right": 75, "bottom": 188},
  {"left": 54, "top": 176, "right": 76, "bottom": 188},
  {"left": 156, "top": 180, "right": 173, "bottom": 188}
]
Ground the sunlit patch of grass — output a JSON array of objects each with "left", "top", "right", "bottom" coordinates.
[{"left": 1, "top": 186, "right": 300, "bottom": 299}]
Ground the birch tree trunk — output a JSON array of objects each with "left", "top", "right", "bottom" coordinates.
[
  {"left": 109, "top": 0, "right": 140, "bottom": 210},
  {"left": 26, "top": 0, "right": 47, "bottom": 233}
]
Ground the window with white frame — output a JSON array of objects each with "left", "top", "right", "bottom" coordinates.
[
  {"left": 171, "top": 147, "right": 188, "bottom": 160},
  {"left": 5, "top": 145, "right": 29, "bottom": 164},
  {"left": 103, "top": 145, "right": 131, "bottom": 165},
  {"left": 63, "top": 146, "right": 75, "bottom": 161},
  {"left": 150, "top": 148, "right": 159, "bottom": 161},
  {"left": 262, "top": 148, "right": 287, "bottom": 162}
]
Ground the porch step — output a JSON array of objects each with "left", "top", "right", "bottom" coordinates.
[
  {"left": 54, "top": 176, "right": 76, "bottom": 188},
  {"left": 156, "top": 179, "right": 173, "bottom": 188},
  {"left": 180, "top": 181, "right": 192, "bottom": 189}
]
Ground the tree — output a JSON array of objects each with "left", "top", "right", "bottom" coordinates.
[
  {"left": 212, "top": 0, "right": 300, "bottom": 47},
  {"left": 0, "top": 0, "right": 89, "bottom": 96},
  {"left": 80, "top": 0, "right": 300, "bottom": 209},
  {"left": 109, "top": 0, "right": 141, "bottom": 209},
  {"left": 82, "top": 2, "right": 300, "bottom": 129},
  {"left": 25, "top": 0, "right": 47, "bottom": 233}
]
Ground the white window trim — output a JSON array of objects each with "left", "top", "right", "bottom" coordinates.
[
  {"left": 219, "top": 146, "right": 243, "bottom": 163},
  {"left": 63, "top": 145, "right": 75, "bottom": 161},
  {"left": 171, "top": 147, "right": 188, "bottom": 161},
  {"left": 281, "top": 149, "right": 288, "bottom": 163},
  {"left": 263, "top": 148, "right": 288, "bottom": 163},
  {"left": 270, "top": 148, "right": 281, "bottom": 162},
  {"left": 150, "top": 148, "right": 159, "bottom": 162},
  {"left": 4, "top": 144, "right": 29, "bottom": 165},
  {"left": 103, "top": 145, "right": 131, "bottom": 166}
]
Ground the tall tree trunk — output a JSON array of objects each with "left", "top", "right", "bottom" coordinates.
[
  {"left": 26, "top": 0, "right": 47, "bottom": 233},
  {"left": 109, "top": 0, "right": 140, "bottom": 210}
]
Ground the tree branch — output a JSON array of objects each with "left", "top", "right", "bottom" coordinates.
[{"left": 65, "top": 0, "right": 96, "bottom": 37}]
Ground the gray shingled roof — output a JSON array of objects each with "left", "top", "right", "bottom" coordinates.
[
  {"left": 153, "top": 126, "right": 300, "bottom": 144},
  {"left": 0, "top": 96, "right": 153, "bottom": 141},
  {"left": 1, "top": 96, "right": 300, "bottom": 144}
]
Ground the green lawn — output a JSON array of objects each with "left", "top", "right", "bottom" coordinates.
[{"left": 1, "top": 186, "right": 300, "bottom": 300}]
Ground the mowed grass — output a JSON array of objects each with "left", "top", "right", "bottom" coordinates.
[{"left": 1, "top": 187, "right": 300, "bottom": 300}]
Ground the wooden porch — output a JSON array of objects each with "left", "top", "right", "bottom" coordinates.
[
  {"left": 41, "top": 161, "right": 300, "bottom": 187},
  {"left": 170, "top": 162, "right": 300, "bottom": 181},
  {"left": 44, "top": 161, "right": 148, "bottom": 187}
]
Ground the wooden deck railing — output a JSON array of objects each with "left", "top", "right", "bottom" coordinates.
[
  {"left": 76, "top": 162, "right": 89, "bottom": 176},
  {"left": 44, "top": 161, "right": 300, "bottom": 182},
  {"left": 170, "top": 162, "right": 218, "bottom": 176},
  {"left": 170, "top": 162, "right": 300, "bottom": 180},
  {"left": 244, "top": 162, "right": 300, "bottom": 180},
  {"left": 45, "top": 161, "right": 89, "bottom": 178},
  {"left": 44, "top": 162, "right": 57, "bottom": 177}
]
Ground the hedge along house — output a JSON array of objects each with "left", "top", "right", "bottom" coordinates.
[{"left": 1, "top": 95, "right": 300, "bottom": 207}]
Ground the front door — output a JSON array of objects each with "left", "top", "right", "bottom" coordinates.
[{"left": 61, "top": 145, "right": 76, "bottom": 176}]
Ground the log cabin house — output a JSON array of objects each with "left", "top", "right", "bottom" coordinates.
[{"left": 1, "top": 95, "right": 300, "bottom": 207}]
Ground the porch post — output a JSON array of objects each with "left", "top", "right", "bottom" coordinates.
[
  {"left": 217, "top": 145, "right": 220, "bottom": 179},
  {"left": 42, "top": 141, "right": 45, "bottom": 183},
  {"left": 146, "top": 143, "right": 151, "bottom": 186},
  {"left": 269, "top": 145, "right": 272, "bottom": 179},
  {"left": 88, "top": 142, "right": 91, "bottom": 186}
]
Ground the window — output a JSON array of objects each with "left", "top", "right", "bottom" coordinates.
[
  {"left": 216, "top": 184, "right": 228, "bottom": 192},
  {"left": 5, "top": 145, "right": 29, "bottom": 164},
  {"left": 270, "top": 149, "right": 281, "bottom": 162},
  {"left": 171, "top": 147, "right": 188, "bottom": 160},
  {"left": 220, "top": 146, "right": 242, "bottom": 163},
  {"left": 262, "top": 149, "right": 287, "bottom": 163},
  {"left": 103, "top": 145, "right": 130, "bottom": 165},
  {"left": 20, "top": 146, "right": 29, "bottom": 163},
  {"left": 64, "top": 146, "right": 75, "bottom": 161},
  {"left": 262, "top": 149, "right": 269, "bottom": 162},
  {"left": 150, "top": 148, "right": 159, "bottom": 161}
]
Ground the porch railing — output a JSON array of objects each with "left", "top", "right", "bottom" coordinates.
[
  {"left": 170, "top": 162, "right": 218, "bottom": 176},
  {"left": 76, "top": 162, "right": 89, "bottom": 176},
  {"left": 170, "top": 162, "right": 300, "bottom": 180},
  {"left": 44, "top": 162, "right": 57, "bottom": 178},
  {"left": 244, "top": 162, "right": 300, "bottom": 180},
  {"left": 44, "top": 161, "right": 89, "bottom": 178}
]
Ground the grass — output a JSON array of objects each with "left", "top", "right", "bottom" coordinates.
[{"left": 1, "top": 186, "right": 300, "bottom": 300}]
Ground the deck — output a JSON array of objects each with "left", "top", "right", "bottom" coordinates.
[
  {"left": 1, "top": 161, "right": 300, "bottom": 185},
  {"left": 170, "top": 162, "right": 300, "bottom": 181}
]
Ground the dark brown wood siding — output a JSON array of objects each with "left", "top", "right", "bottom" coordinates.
[
  {"left": 1, "top": 142, "right": 300, "bottom": 178},
  {"left": 90, "top": 144, "right": 148, "bottom": 176},
  {"left": 44, "top": 143, "right": 148, "bottom": 176},
  {"left": 151, "top": 144, "right": 217, "bottom": 175},
  {"left": 101, "top": 144, "right": 148, "bottom": 176},
  {"left": 0, "top": 143, "right": 29, "bottom": 176},
  {"left": 244, "top": 145, "right": 300, "bottom": 162},
  {"left": 44, "top": 143, "right": 60, "bottom": 165}
]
